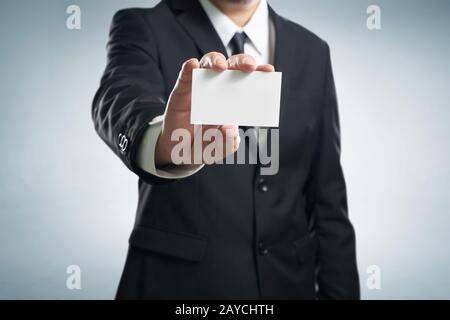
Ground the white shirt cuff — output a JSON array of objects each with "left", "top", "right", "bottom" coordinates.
[{"left": 136, "top": 115, "right": 205, "bottom": 179}]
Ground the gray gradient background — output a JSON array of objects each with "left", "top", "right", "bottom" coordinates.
[{"left": 0, "top": 0, "right": 449, "bottom": 299}]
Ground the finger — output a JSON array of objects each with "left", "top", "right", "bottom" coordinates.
[
  {"left": 199, "top": 52, "right": 228, "bottom": 72},
  {"left": 227, "top": 54, "right": 256, "bottom": 72},
  {"left": 173, "top": 58, "right": 199, "bottom": 96},
  {"left": 219, "top": 124, "right": 241, "bottom": 154},
  {"left": 256, "top": 64, "right": 275, "bottom": 72},
  {"left": 219, "top": 124, "right": 239, "bottom": 137}
]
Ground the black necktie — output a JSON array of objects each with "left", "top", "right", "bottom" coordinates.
[
  {"left": 228, "top": 32, "right": 258, "bottom": 163},
  {"left": 229, "top": 32, "right": 248, "bottom": 56},
  {"left": 229, "top": 32, "right": 252, "bottom": 133}
]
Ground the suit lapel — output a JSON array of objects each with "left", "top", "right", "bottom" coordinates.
[
  {"left": 269, "top": 6, "right": 294, "bottom": 127},
  {"left": 168, "top": 0, "right": 228, "bottom": 58},
  {"left": 269, "top": 6, "right": 294, "bottom": 74}
]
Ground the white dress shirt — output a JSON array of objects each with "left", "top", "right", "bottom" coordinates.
[{"left": 137, "top": 0, "right": 274, "bottom": 179}]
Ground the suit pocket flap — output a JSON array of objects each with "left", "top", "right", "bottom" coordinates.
[{"left": 129, "top": 226, "right": 207, "bottom": 262}]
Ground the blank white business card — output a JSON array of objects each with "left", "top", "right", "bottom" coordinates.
[{"left": 191, "top": 69, "right": 282, "bottom": 127}]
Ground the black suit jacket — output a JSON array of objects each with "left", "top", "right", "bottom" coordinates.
[{"left": 92, "top": 0, "right": 360, "bottom": 299}]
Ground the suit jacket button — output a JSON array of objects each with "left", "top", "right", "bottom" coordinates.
[
  {"left": 257, "top": 178, "right": 269, "bottom": 192},
  {"left": 258, "top": 242, "right": 269, "bottom": 255}
]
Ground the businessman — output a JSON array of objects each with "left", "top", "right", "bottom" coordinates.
[{"left": 92, "top": 0, "right": 360, "bottom": 299}]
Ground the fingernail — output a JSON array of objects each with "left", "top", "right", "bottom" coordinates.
[
  {"left": 242, "top": 58, "right": 250, "bottom": 64},
  {"left": 214, "top": 58, "right": 225, "bottom": 66}
]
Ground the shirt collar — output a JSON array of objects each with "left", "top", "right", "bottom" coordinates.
[{"left": 199, "top": 0, "right": 269, "bottom": 56}]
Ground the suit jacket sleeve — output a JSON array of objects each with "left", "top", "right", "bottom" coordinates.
[
  {"left": 308, "top": 44, "right": 360, "bottom": 299},
  {"left": 92, "top": 9, "right": 171, "bottom": 185}
]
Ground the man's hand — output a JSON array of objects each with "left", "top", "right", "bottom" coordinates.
[{"left": 155, "top": 52, "right": 275, "bottom": 167}]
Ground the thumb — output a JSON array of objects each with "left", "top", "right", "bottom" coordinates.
[{"left": 172, "top": 58, "right": 199, "bottom": 97}]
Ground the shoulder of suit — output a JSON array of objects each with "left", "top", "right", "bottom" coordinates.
[
  {"left": 277, "top": 14, "right": 329, "bottom": 52},
  {"left": 111, "top": 2, "right": 173, "bottom": 34},
  {"left": 113, "top": 1, "right": 170, "bottom": 21}
]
